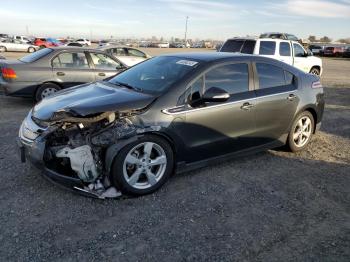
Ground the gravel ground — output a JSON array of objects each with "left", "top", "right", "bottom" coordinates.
[{"left": 0, "top": 51, "right": 349, "bottom": 261}]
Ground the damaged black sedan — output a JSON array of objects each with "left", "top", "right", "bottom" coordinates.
[{"left": 18, "top": 53, "right": 324, "bottom": 198}]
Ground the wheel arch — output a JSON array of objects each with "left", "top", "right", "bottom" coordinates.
[
  {"left": 105, "top": 131, "right": 177, "bottom": 175},
  {"left": 34, "top": 81, "right": 63, "bottom": 98}
]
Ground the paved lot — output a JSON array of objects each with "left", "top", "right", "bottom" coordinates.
[{"left": 0, "top": 50, "right": 349, "bottom": 261}]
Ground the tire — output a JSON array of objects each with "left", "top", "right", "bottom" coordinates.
[
  {"left": 111, "top": 135, "right": 174, "bottom": 196},
  {"left": 287, "top": 111, "right": 314, "bottom": 152},
  {"left": 0, "top": 46, "right": 7, "bottom": 52},
  {"left": 309, "top": 67, "right": 320, "bottom": 76},
  {"left": 27, "top": 47, "right": 35, "bottom": 53},
  {"left": 35, "top": 83, "right": 61, "bottom": 102}
]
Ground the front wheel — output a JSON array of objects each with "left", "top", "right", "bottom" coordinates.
[
  {"left": 309, "top": 67, "right": 320, "bottom": 75},
  {"left": 0, "top": 46, "right": 7, "bottom": 52},
  {"left": 28, "top": 47, "right": 35, "bottom": 53},
  {"left": 111, "top": 135, "right": 174, "bottom": 196},
  {"left": 287, "top": 111, "right": 314, "bottom": 152}
]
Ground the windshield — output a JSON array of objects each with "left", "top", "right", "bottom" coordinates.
[
  {"left": 108, "top": 56, "right": 200, "bottom": 94},
  {"left": 19, "top": 48, "right": 53, "bottom": 63}
]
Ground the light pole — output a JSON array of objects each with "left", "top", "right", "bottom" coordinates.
[{"left": 184, "top": 16, "right": 189, "bottom": 46}]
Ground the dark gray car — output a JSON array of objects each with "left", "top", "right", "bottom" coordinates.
[
  {"left": 0, "top": 47, "right": 127, "bottom": 101},
  {"left": 18, "top": 53, "right": 324, "bottom": 198}
]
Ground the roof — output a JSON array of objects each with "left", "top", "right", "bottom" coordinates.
[
  {"left": 161, "top": 52, "right": 252, "bottom": 62},
  {"left": 49, "top": 46, "right": 106, "bottom": 52}
]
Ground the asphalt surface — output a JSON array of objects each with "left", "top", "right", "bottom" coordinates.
[{"left": 0, "top": 51, "right": 349, "bottom": 261}]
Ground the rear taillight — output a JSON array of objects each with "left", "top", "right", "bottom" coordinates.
[
  {"left": 312, "top": 80, "right": 322, "bottom": 89},
  {"left": 1, "top": 68, "right": 17, "bottom": 79}
]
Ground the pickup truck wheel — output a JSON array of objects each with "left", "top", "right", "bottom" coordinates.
[
  {"left": 27, "top": 47, "right": 35, "bottom": 53},
  {"left": 0, "top": 46, "right": 7, "bottom": 52},
  {"left": 35, "top": 83, "right": 61, "bottom": 102},
  {"left": 310, "top": 67, "right": 320, "bottom": 75},
  {"left": 111, "top": 135, "right": 174, "bottom": 196}
]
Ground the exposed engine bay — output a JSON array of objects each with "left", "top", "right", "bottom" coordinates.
[{"left": 38, "top": 110, "right": 150, "bottom": 199}]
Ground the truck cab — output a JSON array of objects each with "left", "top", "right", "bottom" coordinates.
[{"left": 219, "top": 38, "right": 322, "bottom": 75}]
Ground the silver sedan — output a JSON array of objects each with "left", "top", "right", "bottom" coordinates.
[{"left": 0, "top": 39, "right": 38, "bottom": 53}]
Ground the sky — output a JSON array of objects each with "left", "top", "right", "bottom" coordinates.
[{"left": 0, "top": 0, "right": 349, "bottom": 41}]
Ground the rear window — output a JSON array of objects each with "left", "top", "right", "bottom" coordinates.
[
  {"left": 19, "top": 48, "right": 53, "bottom": 63},
  {"left": 259, "top": 41, "right": 276, "bottom": 55},
  {"left": 220, "top": 40, "right": 244, "bottom": 52},
  {"left": 220, "top": 39, "right": 256, "bottom": 54}
]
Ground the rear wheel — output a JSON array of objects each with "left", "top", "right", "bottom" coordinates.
[
  {"left": 0, "top": 46, "right": 7, "bottom": 52},
  {"left": 111, "top": 135, "right": 174, "bottom": 196},
  {"left": 309, "top": 67, "right": 320, "bottom": 75},
  {"left": 287, "top": 111, "right": 314, "bottom": 152},
  {"left": 27, "top": 47, "right": 35, "bottom": 53},
  {"left": 35, "top": 83, "right": 61, "bottom": 101}
]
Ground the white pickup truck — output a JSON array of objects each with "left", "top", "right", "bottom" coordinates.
[{"left": 220, "top": 38, "right": 322, "bottom": 75}]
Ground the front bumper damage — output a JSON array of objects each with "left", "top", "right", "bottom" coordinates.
[{"left": 17, "top": 110, "right": 145, "bottom": 199}]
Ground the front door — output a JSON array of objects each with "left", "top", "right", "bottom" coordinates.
[
  {"left": 177, "top": 62, "right": 257, "bottom": 162},
  {"left": 292, "top": 43, "right": 309, "bottom": 73},
  {"left": 51, "top": 52, "right": 95, "bottom": 88}
]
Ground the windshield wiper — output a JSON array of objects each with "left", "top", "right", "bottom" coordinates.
[{"left": 112, "top": 81, "right": 143, "bottom": 92}]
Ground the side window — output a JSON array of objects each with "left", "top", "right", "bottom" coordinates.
[
  {"left": 256, "top": 63, "right": 285, "bottom": 89},
  {"left": 284, "top": 71, "right": 296, "bottom": 86},
  {"left": 279, "top": 42, "right": 291, "bottom": 56},
  {"left": 128, "top": 48, "right": 146, "bottom": 58},
  {"left": 90, "top": 53, "right": 121, "bottom": 70},
  {"left": 116, "top": 48, "right": 127, "bottom": 56},
  {"left": 259, "top": 41, "right": 276, "bottom": 55},
  {"left": 205, "top": 63, "right": 249, "bottom": 95},
  {"left": 293, "top": 43, "right": 306, "bottom": 57},
  {"left": 52, "top": 52, "right": 89, "bottom": 69},
  {"left": 179, "top": 76, "right": 203, "bottom": 105}
]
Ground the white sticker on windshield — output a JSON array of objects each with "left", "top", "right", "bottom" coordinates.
[{"left": 176, "top": 60, "right": 198, "bottom": 66}]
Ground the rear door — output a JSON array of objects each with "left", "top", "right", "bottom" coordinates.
[
  {"left": 88, "top": 52, "right": 124, "bottom": 81},
  {"left": 253, "top": 62, "right": 299, "bottom": 145},
  {"left": 51, "top": 51, "right": 95, "bottom": 88},
  {"left": 257, "top": 40, "right": 277, "bottom": 58},
  {"left": 277, "top": 41, "right": 293, "bottom": 65}
]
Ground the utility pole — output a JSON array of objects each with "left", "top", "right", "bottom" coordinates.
[{"left": 184, "top": 16, "right": 189, "bottom": 45}]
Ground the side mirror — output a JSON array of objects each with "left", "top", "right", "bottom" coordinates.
[{"left": 202, "top": 87, "right": 230, "bottom": 103}]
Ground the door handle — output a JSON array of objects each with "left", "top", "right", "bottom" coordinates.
[
  {"left": 56, "top": 72, "right": 65, "bottom": 76},
  {"left": 240, "top": 102, "right": 254, "bottom": 110},
  {"left": 98, "top": 72, "right": 106, "bottom": 77},
  {"left": 287, "top": 94, "right": 296, "bottom": 101}
]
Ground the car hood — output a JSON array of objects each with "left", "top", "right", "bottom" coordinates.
[{"left": 32, "top": 81, "right": 156, "bottom": 121}]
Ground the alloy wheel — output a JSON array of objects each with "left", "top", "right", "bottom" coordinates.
[
  {"left": 310, "top": 68, "right": 320, "bottom": 75},
  {"left": 41, "top": 87, "right": 58, "bottom": 99},
  {"left": 123, "top": 142, "right": 167, "bottom": 190},
  {"left": 293, "top": 116, "right": 312, "bottom": 147}
]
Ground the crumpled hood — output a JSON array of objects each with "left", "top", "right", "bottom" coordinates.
[{"left": 32, "top": 81, "right": 156, "bottom": 120}]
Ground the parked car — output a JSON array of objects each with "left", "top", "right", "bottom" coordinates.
[
  {"left": 323, "top": 46, "right": 345, "bottom": 57},
  {"left": 342, "top": 47, "right": 350, "bottom": 58},
  {"left": 308, "top": 45, "right": 324, "bottom": 56},
  {"left": 0, "top": 33, "right": 10, "bottom": 41},
  {"left": 0, "top": 39, "right": 38, "bottom": 53},
  {"left": 98, "top": 45, "right": 150, "bottom": 66},
  {"left": 66, "top": 42, "right": 83, "bottom": 47},
  {"left": 220, "top": 38, "right": 323, "bottom": 75},
  {"left": 157, "top": 42, "right": 170, "bottom": 48},
  {"left": 260, "top": 32, "right": 299, "bottom": 41},
  {"left": 13, "top": 35, "right": 31, "bottom": 44},
  {"left": 33, "top": 38, "right": 62, "bottom": 48},
  {"left": 75, "top": 38, "right": 91, "bottom": 46},
  {"left": 0, "top": 47, "right": 127, "bottom": 101},
  {"left": 17, "top": 52, "right": 324, "bottom": 198}
]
